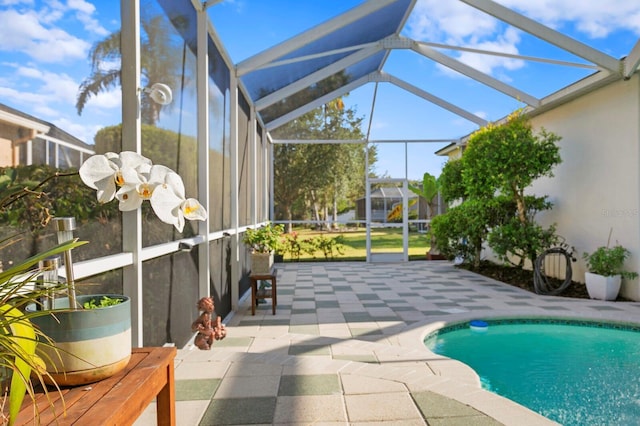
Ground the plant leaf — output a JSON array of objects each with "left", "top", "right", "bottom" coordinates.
[{"left": 1, "top": 303, "right": 36, "bottom": 425}]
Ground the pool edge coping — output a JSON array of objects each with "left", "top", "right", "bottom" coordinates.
[{"left": 394, "top": 309, "right": 640, "bottom": 425}]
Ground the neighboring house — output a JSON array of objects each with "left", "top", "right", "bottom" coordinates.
[
  {"left": 435, "top": 141, "right": 465, "bottom": 160},
  {"left": 356, "top": 187, "right": 418, "bottom": 222},
  {"left": 0, "top": 103, "right": 94, "bottom": 169},
  {"left": 356, "top": 186, "right": 446, "bottom": 223}
]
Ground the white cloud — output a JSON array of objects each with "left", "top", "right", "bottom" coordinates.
[
  {"left": 497, "top": 0, "right": 640, "bottom": 37},
  {"left": 83, "top": 88, "right": 121, "bottom": 111},
  {"left": 0, "top": 77, "right": 118, "bottom": 144},
  {"left": 456, "top": 27, "right": 524, "bottom": 75},
  {"left": 68, "top": 0, "right": 109, "bottom": 36},
  {"left": 0, "top": 0, "right": 33, "bottom": 5},
  {"left": 0, "top": 86, "right": 45, "bottom": 107},
  {"left": 406, "top": 0, "right": 640, "bottom": 79},
  {"left": 31, "top": 102, "right": 63, "bottom": 118},
  {"left": 0, "top": 60, "right": 120, "bottom": 138},
  {"left": 53, "top": 116, "right": 102, "bottom": 144},
  {"left": 0, "top": 9, "right": 90, "bottom": 62},
  {"left": 15, "top": 65, "right": 79, "bottom": 104},
  {"left": 407, "top": 0, "right": 499, "bottom": 44},
  {"left": 67, "top": 0, "right": 95, "bottom": 15},
  {"left": 407, "top": 0, "right": 520, "bottom": 77},
  {"left": 98, "top": 59, "right": 121, "bottom": 72},
  {"left": 0, "top": 0, "right": 110, "bottom": 66},
  {"left": 37, "top": 0, "right": 64, "bottom": 25}
]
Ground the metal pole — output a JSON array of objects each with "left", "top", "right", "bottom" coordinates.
[{"left": 54, "top": 217, "right": 78, "bottom": 309}]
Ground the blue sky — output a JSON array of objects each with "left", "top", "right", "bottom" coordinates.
[{"left": 1, "top": 0, "right": 639, "bottom": 179}]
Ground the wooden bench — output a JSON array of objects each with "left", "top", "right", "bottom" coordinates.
[
  {"left": 250, "top": 270, "right": 277, "bottom": 315},
  {"left": 12, "top": 346, "right": 176, "bottom": 425}
]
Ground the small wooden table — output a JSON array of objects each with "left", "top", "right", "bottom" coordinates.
[
  {"left": 250, "top": 270, "right": 277, "bottom": 315},
  {"left": 12, "top": 346, "right": 176, "bottom": 425}
]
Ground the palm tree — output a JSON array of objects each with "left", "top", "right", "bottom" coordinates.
[{"left": 76, "top": 14, "right": 183, "bottom": 125}]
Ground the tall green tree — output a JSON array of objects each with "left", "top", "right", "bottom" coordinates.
[
  {"left": 431, "top": 198, "right": 504, "bottom": 267},
  {"left": 437, "top": 158, "right": 465, "bottom": 204},
  {"left": 463, "top": 111, "right": 561, "bottom": 265},
  {"left": 435, "top": 111, "right": 562, "bottom": 268},
  {"left": 76, "top": 12, "right": 183, "bottom": 125},
  {"left": 271, "top": 95, "right": 375, "bottom": 231},
  {"left": 409, "top": 172, "right": 438, "bottom": 219},
  {"left": 463, "top": 111, "right": 562, "bottom": 224}
]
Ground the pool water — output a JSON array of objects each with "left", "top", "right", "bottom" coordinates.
[{"left": 425, "top": 320, "right": 640, "bottom": 426}]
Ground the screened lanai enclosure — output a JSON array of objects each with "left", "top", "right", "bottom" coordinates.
[{"left": 3, "top": 0, "right": 640, "bottom": 348}]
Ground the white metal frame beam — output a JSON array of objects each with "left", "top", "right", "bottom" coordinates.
[
  {"left": 271, "top": 138, "right": 456, "bottom": 145},
  {"left": 266, "top": 74, "right": 372, "bottom": 131},
  {"left": 383, "top": 72, "right": 488, "bottom": 126},
  {"left": 120, "top": 0, "right": 143, "bottom": 347},
  {"left": 202, "top": 0, "right": 223, "bottom": 10},
  {"left": 266, "top": 69, "right": 489, "bottom": 131},
  {"left": 412, "top": 43, "right": 540, "bottom": 107},
  {"left": 255, "top": 35, "right": 418, "bottom": 112},
  {"left": 624, "top": 39, "right": 640, "bottom": 79},
  {"left": 460, "top": 0, "right": 620, "bottom": 72},
  {"left": 236, "top": 0, "right": 397, "bottom": 76},
  {"left": 243, "top": 41, "right": 379, "bottom": 75},
  {"left": 255, "top": 44, "right": 383, "bottom": 110},
  {"left": 37, "top": 134, "right": 94, "bottom": 155},
  {"left": 416, "top": 40, "right": 599, "bottom": 70},
  {"left": 229, "top": 74, "right": 240, "bottom": 311},
  {"left": 259, "top": 27, "right": 615, "bottom": 131},
  {"left": 196, "top": 5, "right": 211, "bottom": 300}
]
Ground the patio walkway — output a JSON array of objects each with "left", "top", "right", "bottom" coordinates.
[{"left": 136, "top": 261, "right": 640, "bottom": 425}]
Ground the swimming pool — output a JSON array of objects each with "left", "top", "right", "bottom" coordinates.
[{"left": 424, "top": 318, "right": 640, "bottom": 426}]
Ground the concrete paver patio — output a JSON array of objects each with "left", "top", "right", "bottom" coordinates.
[{"left": 136, "top": 261, "right": 640, "bottom": 425}]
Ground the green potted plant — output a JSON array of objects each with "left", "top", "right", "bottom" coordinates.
[
  {"left": 26, "top": 280, "right": 133, "bottom": 387},
  {"left": 1, "top": 164, "right": 135, "bottom": 390},
  {"left": 0, "top": 236, "right": 85, "bottom": 425},
  {"left": 583, "top": 244, "right": 638, "bottom": 301},
  {"left": 242, "top": 222, "right": 284, "bottom": 274},
  {"left": 0, "top": 170, "right": 92, "bottom": 423}
]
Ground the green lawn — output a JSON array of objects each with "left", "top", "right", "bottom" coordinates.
[{"left": 283, "top": 227, "right": 430, "bottom": 261}]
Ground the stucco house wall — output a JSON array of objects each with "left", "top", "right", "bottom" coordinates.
[{"left": 529, "top": 74, "right": 640, "bottom": 299}]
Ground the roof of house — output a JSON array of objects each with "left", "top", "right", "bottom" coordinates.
[
  {"left": 0, "top": 103, "right": 91, "bottom": 150},
  {"left": 356, "top": 186, "right": 418, "bottom": 201},
  {"left": 434, "top": 142, "right": 464, "bottom": 157}
]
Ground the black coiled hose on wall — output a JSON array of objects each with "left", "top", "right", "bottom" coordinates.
[{"left": 533, "top": 245, "right": 576, "bottom": 295}]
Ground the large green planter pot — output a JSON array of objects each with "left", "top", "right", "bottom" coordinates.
[{"left": 27, "top": 294, "right": 131, "bottom": 386}]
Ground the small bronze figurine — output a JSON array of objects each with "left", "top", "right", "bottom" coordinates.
[{"left": 191, "top": 297, "right": 226, "bottom": 350}]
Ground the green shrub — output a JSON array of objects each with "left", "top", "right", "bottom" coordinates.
[
  {"left": 583, "top": 245, "right": 638, "bottom": 280},
  {"left": 431, "top": 200, "right": 499, "bottom": 268},
  {"left": 242, "top": 222, "right": 284, "bottom": 253},
  {"left": 314, "top": 234, "right": 345, "bottom": 260}
]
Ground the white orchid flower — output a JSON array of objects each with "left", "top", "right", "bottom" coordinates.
[
  {"left": 79, "top": 151, "right": 152, "bottom": 203},
  {"left": 79, "top": 152, "right": 207, "bottom": 232},
  {"left": 181, "top": 198, "right": 207, "bottom": 222},
  {"left": 150, "top": 167, "right": 207, "bottom": 232},
  {"left": 114, "top": 163, "right": 172, "bottom": 212}
]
